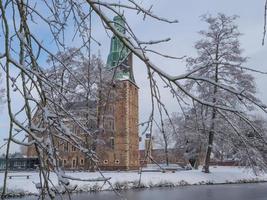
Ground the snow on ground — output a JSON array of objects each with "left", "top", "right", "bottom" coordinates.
[{"left": 0, "top": 166, "right": 267, "bottom": 196}]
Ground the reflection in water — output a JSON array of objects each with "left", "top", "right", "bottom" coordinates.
[{"left": 11, "top": 183, "right": 267, "bottom": 200}]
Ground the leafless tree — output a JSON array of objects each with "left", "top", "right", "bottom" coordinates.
[
  {"left": 1, "top": 0, "right": 267, "bottom": 199},
  {"left": 184, "top": 13, "right": 267, "bottom": 173},
  {"left": 153, "top": 118, "right": 176, "bottom": 166},
  {"left": 45, "top": 48, "right": 118, "bottom": 171}
]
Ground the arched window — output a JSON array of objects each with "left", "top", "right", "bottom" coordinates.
[{"left": 80, "top": 159, "right": 84, "bottom": 165}]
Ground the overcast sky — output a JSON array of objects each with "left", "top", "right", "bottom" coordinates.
[{"left": 1, "top": 0, "right": 267, "bottom": 153}]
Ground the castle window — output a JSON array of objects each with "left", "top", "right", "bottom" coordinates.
[
  {"left": 63, "top": 160, "right": 67, "bottom": 166},
  {"left": 57, "top": 141, "right": 61, "bottom": 149},
  {"left": 103, "top": 160, "right": 108, "bottom": 164},
  {"left": 109, "top": 105, "right": 114, "bottom": 115},
  {"left": 59, "top": 159, "right": 63, "bottom": 167},
  {"left": 72, "top": 146, "right": 76, "bottom": 152},
  {"left": 105, "top": 120, "right": 114, "bottom": 130},
  {"left": 80, "top": 159, "right": 84, "bottom": 165},
  {"left": 72, "top": 159, "right": 76, "bottom": 168},
  {"left": 110, "top": 137, "right": 115, "bottom": 149},
  {"left": 115, "top": 159, "right": 120, "bottom": 164},
  {"left": 64, "top": 142, "right": 69, "bottom": 152},
  {"left": 109, "top": 120, "right": 114, "bottom": 130}
]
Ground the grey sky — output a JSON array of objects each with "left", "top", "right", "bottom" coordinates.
[{"left": 0, "top": 0, "right": 267, "bottom": 153}]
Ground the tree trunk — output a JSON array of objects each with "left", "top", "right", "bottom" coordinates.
[
  {"left": 203, "top": 46, "right": 219, "bottom": 173},
  {"left": 203, "top": 107, "right": 216, "bottom": 173},
  {"left": 163, "top": 131, "right": 169, "bottom": 166},
  {"left": 165, "top": 146, "right": 169, "bottom": 166}
]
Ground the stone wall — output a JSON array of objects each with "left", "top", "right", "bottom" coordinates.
[{"left": 97, "top": 80, "right": 140, "bottom": 170}]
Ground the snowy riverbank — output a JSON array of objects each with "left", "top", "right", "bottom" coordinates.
[{"left": 1, "top": 166, "right": 267, "bottom": 197}]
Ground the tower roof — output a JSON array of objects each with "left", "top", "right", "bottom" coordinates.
[{"left": 106, "top": 15, "right": 135, "bottom": 83}]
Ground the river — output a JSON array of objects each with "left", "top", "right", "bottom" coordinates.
[{"left": 12, "top": 183, "right": 267, "bottom": 200}]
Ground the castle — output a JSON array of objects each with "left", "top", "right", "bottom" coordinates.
[
  {"left": 27, "top": 15, "right": 140, "bottom": 171},
  {"left": 96, "top": 15, "right": 139, "bottom": 170}
]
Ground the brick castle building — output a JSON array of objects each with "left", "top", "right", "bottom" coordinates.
[
  {"left": 27, "top": 15, "right": 140, "bottom": 171},
  {"left": 97, "top": 15, "right": 139, "bottom": 170}
]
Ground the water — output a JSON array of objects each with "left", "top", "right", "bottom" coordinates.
[{"left": 12, "top": 183, "right": 267, "bottom": 200}]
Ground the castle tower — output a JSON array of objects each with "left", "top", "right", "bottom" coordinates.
[{"left": 98, "top": 15, "right": 139, "bottom": 170}]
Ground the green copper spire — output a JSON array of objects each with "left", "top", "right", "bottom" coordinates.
[{"left": 107, "top": 15, "right": 135, "bottom": 82}]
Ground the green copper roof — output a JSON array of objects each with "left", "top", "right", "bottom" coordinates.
[{"left": 106, "top": 15, "right": 134, "bottom": 82}]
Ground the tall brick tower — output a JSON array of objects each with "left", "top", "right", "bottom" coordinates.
[{"left": 99, "top": 15, "right": 139, "bottom": 170}]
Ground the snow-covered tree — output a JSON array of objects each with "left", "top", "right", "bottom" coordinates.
[
  {"left": 153, "top": 118, "right": 176, "bottom": 166},
  {"left": 184, "top": 13, "right": 267, "bottom": 173},
  {"left": 45, "top": 48, "right": 118, "bottom": 170},
  {"left": 158, "top": 110, "right": 206, "bottom": 169},
  {"left": 174, "top": 111, "right": 205, "bottom": 169},
  {"left": 46, "top": 48, "right": 111, "bottom": 103},
  {"left": 1, "top": 1, "right": 267, "bottom": 198},
  {"left": 215, "top": 115, "right": 267, "bottom": 168}
]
